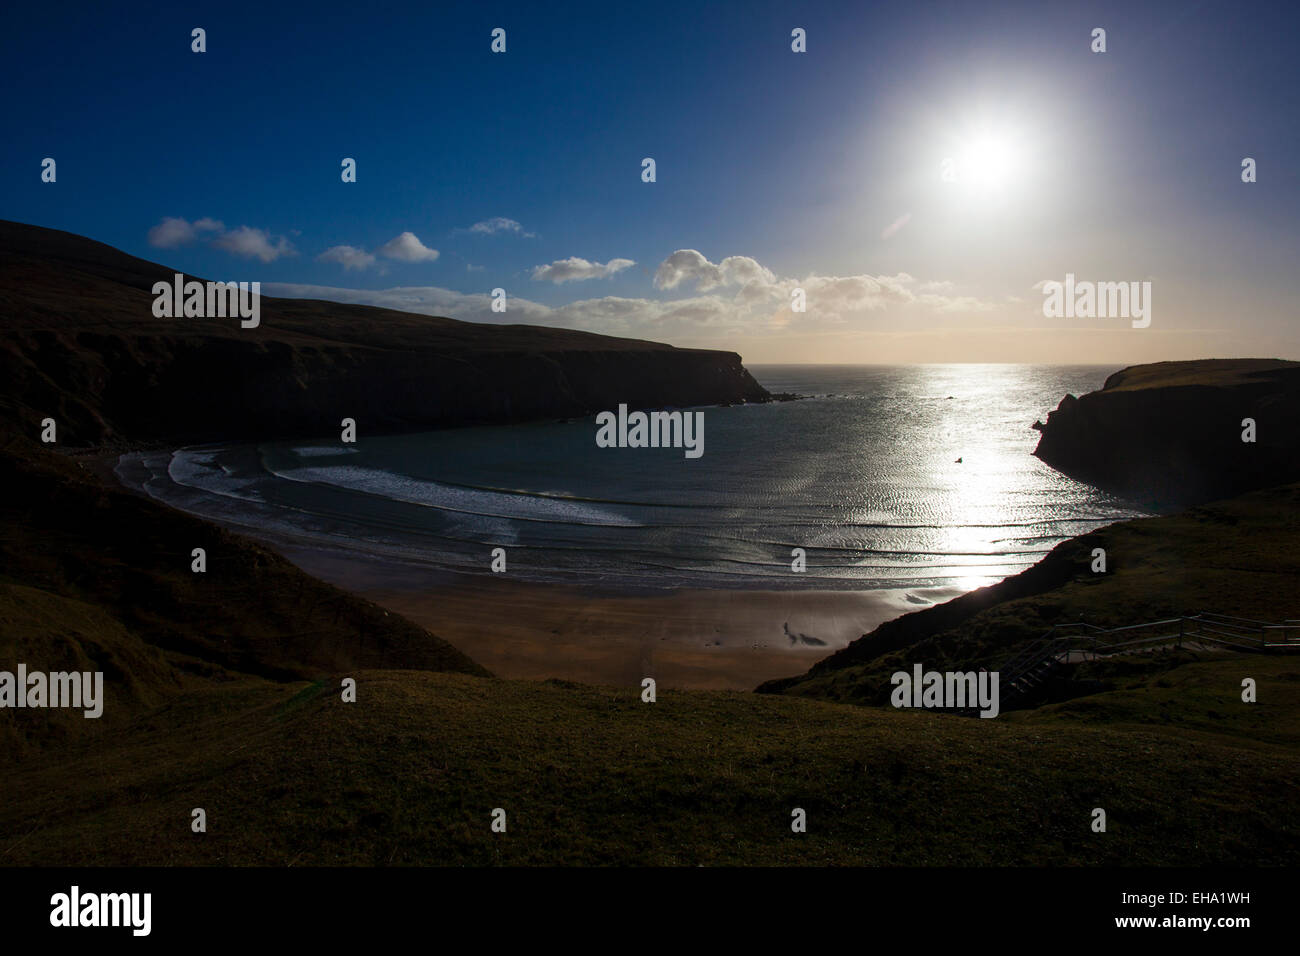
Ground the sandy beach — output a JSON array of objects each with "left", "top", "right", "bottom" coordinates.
[{"left": 280, "top": 546, "right": 962, "bottom": 690}]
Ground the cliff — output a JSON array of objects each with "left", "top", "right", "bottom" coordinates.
[
  {"left": 0, "top": 220, "right": 770, "bottom": 447},
  {"left": 1031, "top": 358, "right": 1300, "bottom": 508}
]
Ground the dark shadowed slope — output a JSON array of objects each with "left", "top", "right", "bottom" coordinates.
[
  {"left": 0, "top": 220, "right": 770, "bottom": 447},
  {"left": 4, "top": 660, "right": 1297, "bottom": 865},
  {"left": 0, "top": 433, "right": 487, "bottom": 761}
]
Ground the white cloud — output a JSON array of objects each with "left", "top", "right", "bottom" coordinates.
[
  {"left": 377, "top": 231, "right": 440, "bottom": 263},
  {"left": 648, "top": 250, "right": 981, "bottom": 321},
  {"left": 147, "top": 216, "right": 224, "bottom": 248},
  {"left": 531, "top": 256, "right": 635, "bottom": 283},
  {"left": 468, "top": 217, "right": 534, "bottom": 237},
  {"left": 147, "top": 215, "right": 297, "bottom": 263},
  {"left": 317, "top": 245, "right": 377, "bottom": 271},
  {"left": 212, "top": 225, "right": 296, "bottom": 263},
  {"left": 653, "top": 249, "right": 776, "bottom": 292},
  {"left": 916, "top": 293, "right": 995, "bottom": 313},
  {"left": 797, "top": 273, "right": 915, "bottom": 313}
]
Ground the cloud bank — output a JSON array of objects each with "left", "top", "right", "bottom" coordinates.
[
  {"left": 317, "top": 245, "right": 377, "bottom": 271},
  {"left": 147, "top": 216, "right": 224, "bottom": 248},
  {"left": 213, "top": 225, "right": 297, "bottom": 263},
  {"left": 147, "top": 216, "right": 295, "bottom": 262},
  {"left": 532, "top": 256, "right": 635, "bottom": 283},
  {"left": 266, "top": 248, "right": 998, "bottom": 343}
]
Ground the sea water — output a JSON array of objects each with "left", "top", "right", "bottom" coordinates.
[{"left": 116, "top": 364, "right": 1149, "bottom": 592}]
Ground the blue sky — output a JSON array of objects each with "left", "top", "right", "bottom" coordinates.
[{"left": 3, "top": 0, "right": 1297, "bottom": 362}]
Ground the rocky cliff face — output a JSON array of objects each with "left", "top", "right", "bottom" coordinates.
[
  {"left": 1032, "top": 359, "right": 1300, "bottom": 508},
  {"left": 0, "top": 220, "right": 770, "bottom": 446}
]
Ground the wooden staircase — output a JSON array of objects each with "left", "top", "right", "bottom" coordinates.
[{"left": 973, "top": 612, "right": 1300, "bottom": 715}]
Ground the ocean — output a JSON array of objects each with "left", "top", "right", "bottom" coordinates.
[{"left": 115, "top": 364, "right": 1151, "bottom": 592}]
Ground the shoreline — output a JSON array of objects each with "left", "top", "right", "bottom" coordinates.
[
  {"left": 78, "top": 444, "right": 990, "bottom": 690},
  {"left": 282, "top": 543, "right": 964, "bottom": 690},
  {"left": 368, "top": 578, "right": 960, "bottom": 691}
]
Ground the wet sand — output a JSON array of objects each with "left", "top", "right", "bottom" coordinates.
[{"left": 281, "top": 547, "right": 963, "bottom": 690}]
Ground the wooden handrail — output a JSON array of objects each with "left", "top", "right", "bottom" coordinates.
[{"left": 996, "top": 611, "right": 1299, "bottom": 694}]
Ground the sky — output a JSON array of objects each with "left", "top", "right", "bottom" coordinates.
[{"left": 2, "top": 0, "right": 1298, "bottom": 363}]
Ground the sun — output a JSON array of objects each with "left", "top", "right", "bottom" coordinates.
[
  {"left": 960, "top": 133, "right": 1021, "bottom": 190},
  {"left": 945, "top": 124, "right": 1031, "bottom": 201}
]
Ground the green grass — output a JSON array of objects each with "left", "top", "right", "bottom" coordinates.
[
  {"left": 3, "top": 657, "right": 1296, "bottom": 866},
  {"left": 1027, "top": 655, "right": 1300, "bottom": 749},
  {"left": 1101, "top": 358, "right": 1298, "bottom": 393}
]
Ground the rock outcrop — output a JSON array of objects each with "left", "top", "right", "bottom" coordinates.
[{"left": 1032, "top": 359, "right": 1300, "bottom": 508}]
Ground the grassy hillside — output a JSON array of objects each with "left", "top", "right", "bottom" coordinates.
[
  {"left": 1100, "top": 358, "right": 1298, "bottom": 392},
  {"left": 0, "top": 435, "right": 486, "bottom": 761},
  {"left": 760, "top": 482, "right": 1300, "bottom": 705},
  {"left": 2, "top": 656, "right": 1295, "bottom": 866}
]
